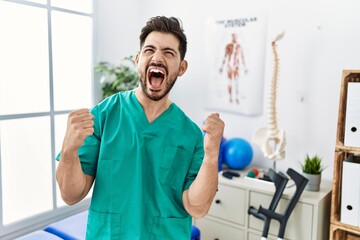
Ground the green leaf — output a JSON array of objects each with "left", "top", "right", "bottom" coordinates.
[
  {"left": 95, "top": 55, "right": 138, "bottom": 100},
  {"left": 300, "top": 154, "right": 325, "bottom": 174}
]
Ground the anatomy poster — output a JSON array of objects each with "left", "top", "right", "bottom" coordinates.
[{"left": 204, "top": 16, "right": 267, "bottom": 115}]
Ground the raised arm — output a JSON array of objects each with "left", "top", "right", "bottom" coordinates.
[
  {"left": 56, "top": 108, "right": 95, "bottom": 205},
  {"left": 182, "top": 113, "right": 224, "bottom": 218}
]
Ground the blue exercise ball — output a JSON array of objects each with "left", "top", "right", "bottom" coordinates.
[{"left": 223, "top": 138, "right": 253, "bottom": 170}]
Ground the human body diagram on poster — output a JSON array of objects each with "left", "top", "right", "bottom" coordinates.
[
  {"left": 205, "top": 16, "right": 267, "bottom": 116},
  {"left": 219, "top": 32, "right": 249, "bottom": 104}
]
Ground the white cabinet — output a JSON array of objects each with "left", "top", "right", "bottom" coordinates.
[
  {"left": 195, "top": 217, "right": 244, "bottom": 240},
  {"left": 330, "top": 70, "right": 360, "bottom": 239},
  {"left": 194, "top": 169, "right": 332, "bottom": 240},
  {"left": 208, "top": 184, "right": 246, "bottom": 226}
]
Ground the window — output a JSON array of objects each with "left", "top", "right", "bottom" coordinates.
[{"left": 0, "top": 0, "right": 93, "bottom": 238}]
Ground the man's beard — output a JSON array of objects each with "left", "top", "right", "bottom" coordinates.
[{"left": 139, "top": 76, "right": 177, "bottom": 101}]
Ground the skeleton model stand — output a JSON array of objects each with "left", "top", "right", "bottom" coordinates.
[{"left": 253, "top": 32, "right": 286, "bottom": 170}]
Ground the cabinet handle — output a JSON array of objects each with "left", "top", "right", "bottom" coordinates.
[{"left": 215, "top": 199, "right": 221, "bottom": 204}]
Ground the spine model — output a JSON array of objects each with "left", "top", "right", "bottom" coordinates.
[{"left": 253, "top": 32, "right": 286, "bottom": 161}]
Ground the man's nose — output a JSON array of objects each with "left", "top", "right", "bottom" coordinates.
[{"left": 151, "top": 50, "right": 164, "bottom": 64}]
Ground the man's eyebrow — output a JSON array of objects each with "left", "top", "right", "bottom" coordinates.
[
  {"left": 143, "top": 45, "right": 178, "bottom": 54},
  {"left": 162, "top": 47, "right": 177, "bottom": 53},
  {"left": 143, "top": 44, "right": 156, "bottom": 49}
]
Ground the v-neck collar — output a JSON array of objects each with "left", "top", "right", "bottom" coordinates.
[{"left": 130, "top": 90, "right": 175, "bottom": 125}]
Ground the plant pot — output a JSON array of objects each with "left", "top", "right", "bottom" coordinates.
[{"left": 303, "top": 172, "right": 321, "bottom": 191}]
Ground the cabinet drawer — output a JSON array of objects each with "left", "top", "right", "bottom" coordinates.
[
  {"left": 248, "top": 191, "right": 313, "bottom": 240},
  {"left": 196, "top": 217, "right": 244, "bottom": 240},
  {"left": 208, "top": 184, "right": 246, "bottom": 225}
]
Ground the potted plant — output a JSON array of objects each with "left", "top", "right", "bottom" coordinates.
[
  {"left": 94, "top": 55, "right": 139, "bottom": 100},
  {"left": 300, "top": 154, "right": 325, "bottom": 191}
]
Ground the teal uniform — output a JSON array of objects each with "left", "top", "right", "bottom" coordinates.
[{"left": 57, "top": 90, "right": 204, "bottom": 239}]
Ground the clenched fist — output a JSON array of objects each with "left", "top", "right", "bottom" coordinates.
[
  {"left": 202, "top": 113, "right": 225, "bottom": 157},
  {"left": 62, "top": 108, "right": 94, "bottom": 153}
]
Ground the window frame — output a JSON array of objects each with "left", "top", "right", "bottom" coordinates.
[{"left": 0, "top": 0, "right": 95, "bottom": 238}]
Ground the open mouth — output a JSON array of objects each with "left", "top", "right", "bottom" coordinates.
[{"left": 148, "top": 67, "right": 165, "bottom": 90}]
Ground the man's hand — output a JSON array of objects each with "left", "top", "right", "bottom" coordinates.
[
  {"left": 202, "top": 113, "right": 225, "bottom": 158},
  {"left": 57, "top": 108, "right": 95, "bottom": 205},
  {"left": 62, "top": 108, "right": 94, "bottom": 153}
]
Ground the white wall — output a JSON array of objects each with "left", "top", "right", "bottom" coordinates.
[{"left": 96, "top": 0, "right": 360, "bottom": 181}]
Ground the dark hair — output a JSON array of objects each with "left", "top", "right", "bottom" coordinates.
[{"left": 139, "top": 16, "right": 187, "bottom": 60}]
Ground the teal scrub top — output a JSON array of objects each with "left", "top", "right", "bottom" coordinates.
[{"left": 58, "top": 90, "right": 204, "bottom": 240}]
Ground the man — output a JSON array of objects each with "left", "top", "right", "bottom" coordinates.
[
  {"left": 56, "top": 16, "right": 224, "bottom": 239},
  {"left": 219, "top": 33, "right": 248, "bottom": 104}
]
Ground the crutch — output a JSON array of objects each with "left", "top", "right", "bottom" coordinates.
[
  {"left": 248, "top": 168, "right": 308, "bottom": 240},
  {"left": 248, "top": 168, "right": 289, "bottom": 240}
]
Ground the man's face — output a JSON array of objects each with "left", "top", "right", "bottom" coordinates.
[{"left": 135, "top": 31, "right": 187, "bottom": 101}]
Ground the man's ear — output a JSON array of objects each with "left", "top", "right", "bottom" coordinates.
[
  {"left": 134, "top": 53, "right": 140, "bottom": 65},
  {"left": 178, "top": 60, "right": 188, "bottom": 77}
]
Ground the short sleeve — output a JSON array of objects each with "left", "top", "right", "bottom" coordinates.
[
  {"left": 56, "top": 106, "right": 101, "bottom": 177},
  {"left": 183, "top": 127, "right": 204, "bottom": 191}
]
